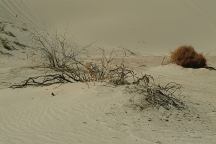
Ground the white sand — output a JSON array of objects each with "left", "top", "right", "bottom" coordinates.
[
  {"left": 0, "top": 62, "right": 216, "bottom": 144},
  {"left": 1, "top": 1, "right": 216, "bottom": 144}
]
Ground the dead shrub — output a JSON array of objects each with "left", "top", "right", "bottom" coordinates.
[
  {"left": 32, "top": 32, "right": 81, "bottom": 69},
  {"left": 86, "top": 49, "right": 115, "bottom": 82},
  {"left": 128, "top": 75, "right": 186, "bottom": 110},
  {"left": 170, "top": 46, "right": 207, "bottom": 68},
  {"left": 10, "top": 33, "right": 136, "bottom": 88},
  {"left": 10, "top": 33, "right": 187, "bottom": 112},
  {"left": 109, "top": 64, "right": 135, "bottom": 85}
]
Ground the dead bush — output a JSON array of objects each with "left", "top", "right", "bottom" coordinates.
[
  {"left": 170, "top": 46, "right": 207, "bottom": 68},
  {"left": 11, "top": 33, "right": 136, "bottom": 88},
  {"left": 33, "top": 33, "right": 81, "bottom": 69},
  {"left": 109, "top": 64, "right": 135, "bottom": 85},
  {"left": 128, "top": 75, "right": 186, "bottom": 110},
  {"left": 10, "top": 33, "right": 187, "bottom": 112},
  {"left": 85, "top": 49, "right": 115, "bottom": 81}
]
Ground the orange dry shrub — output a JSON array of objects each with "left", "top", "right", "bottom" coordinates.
[{"left": 170, "top": 46, "right": 207, "bottom": 68}]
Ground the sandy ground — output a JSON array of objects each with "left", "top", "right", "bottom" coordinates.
[
  {"left": 1, "top": 1, "right": 216, "bottom": 143},
  {"left": 0, "top": 55, "right": 216, "bottom": 144}
]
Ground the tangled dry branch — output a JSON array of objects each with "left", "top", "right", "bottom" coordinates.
[
  {"left": 10, "top": 33, "right": 187, "bottom": 111},
  {"left": 109, "top": 64, "right": 135, "bottom": 85},
  {"left": 10, "top": 33, "right": 136, "bottom": 88},
  {"left": 129, "top": 75, "right": 186, "bottom": 110},
  {"left": 10, "top": 74, "right": 72, "bottom": 88}
]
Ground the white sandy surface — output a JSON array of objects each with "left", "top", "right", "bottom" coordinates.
[
  {"left": 1, "top": 1, "right": 216, "bottom": 144},
  {"left": 0, "top": 56, "right": 216, "bottom": 144}
]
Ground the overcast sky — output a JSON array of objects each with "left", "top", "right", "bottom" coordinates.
[{"left": 1, "top": 0, "right": 216, "bottom": 54}]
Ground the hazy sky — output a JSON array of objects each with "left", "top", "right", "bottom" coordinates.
[{"left": 1, "top": 0, "right": 216, "bottom": 54}]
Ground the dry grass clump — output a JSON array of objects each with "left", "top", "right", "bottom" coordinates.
[{"left": 170, "top": 46, "right": 207, "bottom": 68}]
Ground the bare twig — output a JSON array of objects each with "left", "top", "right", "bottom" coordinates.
[
  {"left": 10, "top": 74, "right": 73, "bottom": 89},
  {"left": 128, "top": 75, "right": 186, "bottom": 110}
]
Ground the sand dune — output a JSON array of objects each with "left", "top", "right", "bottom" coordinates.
[
  {"left": 0, "top": 1, "right": 216, "bottom": 144},
  {"left": 1, "top": 64, "right": 216, "bottom": 144}
]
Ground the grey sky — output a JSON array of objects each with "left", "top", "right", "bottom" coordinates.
[{"left": 1, "top": 0, "right": 216, "bottom": 54}]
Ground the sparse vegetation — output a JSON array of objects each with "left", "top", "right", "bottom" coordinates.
[
  {"left": 11, "top": 33, "right": 136, "bottom": 87},
  {"left": 10, "top": 33, "right": 187, "bottom": 111},
  {"left": 170, "top": 46, "right": 207, "bottom": 68},
  {"left": 10, "top": 74, "right": 71, "bottom": 88},
  {"left": 128, "top": 75, "right": 186, "bottom": 110},
  {"left": 169, "top": 46, "right": 216, "bottom": 70},
  {"left": 109, "top": 63, "right": 135, "bottom": 85}
]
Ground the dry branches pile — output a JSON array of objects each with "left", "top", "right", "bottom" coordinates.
[
  {"left": 10, "top": 33, "right": 187, "bottom": 111},
  {"left": 10, "top": 33, "right": 136, "bottom": 88},
  {"left": 109, "top": 64, "right": 135, "bottom": 85},
  {"left": 10, "top": 74, "right": 72, "bottom": 88},
  {"left": 128, "top": 75, "right": 186, "bottom": 110}
]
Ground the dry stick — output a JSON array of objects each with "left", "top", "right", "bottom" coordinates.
[
  {"left": 10, "top": 74, "right": 73, "bottom": 89},
  {"left": 161, "top": 56, "right": 166, "bottom": 65},
  {"left": 205, "top": 66, "right": 216, "bottom": 71}
]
